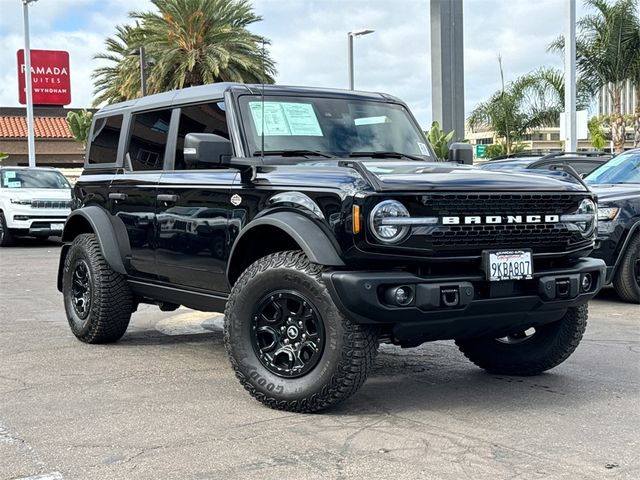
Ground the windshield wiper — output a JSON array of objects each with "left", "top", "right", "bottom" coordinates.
[
  {"left": 253, "top": 149, "right": 335, "bottom": 158},
  {"left": 348, "top": 151, "right": 425, "bottom": 162}
]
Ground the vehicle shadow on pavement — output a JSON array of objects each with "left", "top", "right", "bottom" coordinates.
[
  {"left": 327, "top": 344, "right": 595, "bottom": 414},
  {"left": 117, "top": 328, "right": 222, "bottom": 346},
  {"left": 4, "top": 237, "right": 61, "bottom": 249}
]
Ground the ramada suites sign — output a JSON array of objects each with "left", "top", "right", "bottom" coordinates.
[{"left": 17, "top": 49, "right": 71, "bottom": 105}]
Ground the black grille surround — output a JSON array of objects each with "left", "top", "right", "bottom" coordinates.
[{"left": 364, "top": 192, "right": 595, "bottom": 257}]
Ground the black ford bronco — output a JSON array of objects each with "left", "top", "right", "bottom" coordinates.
[{"left": 58, "top": 83, "right": 606, "bottom": 412}]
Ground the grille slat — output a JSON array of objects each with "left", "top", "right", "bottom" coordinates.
[{"left": 420, "top": 193, "right": 578, "bottom": 216}]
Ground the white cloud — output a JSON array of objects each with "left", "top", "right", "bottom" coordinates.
[{"left": 0, "top": 0, "right": 594, "bottom": 129}]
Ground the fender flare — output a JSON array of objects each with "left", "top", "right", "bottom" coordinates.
[
  {"left": 58, "top": 206, "right": 131, "bottom": 291},
  {"left": 226, "top": 211, "right": 345, "bottom": 282}
]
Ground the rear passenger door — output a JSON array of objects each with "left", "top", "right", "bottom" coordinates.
[
  {"left": 109, "top": 108, "right": 172, "bottom": 280},
  {"left": 155, "top": 101, "right": 238, "bottom": 293}
]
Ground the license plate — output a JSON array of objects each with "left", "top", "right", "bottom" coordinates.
[
  {"left": 51, "top": 223, "right": 64, "bottom": 231},
  {"left": 483, "top": 250, "right": 533, "bottom": 281}
]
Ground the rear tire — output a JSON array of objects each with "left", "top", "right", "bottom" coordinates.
[
  {"left": 0, "top": 213, "right": 14, "bottom": 247},
  {"left": 62, "top": 233, "right": 132, "bottom": 343},
  {"left": 612, "top": 233, "right": 640, "bottom": 304},
  {"left": 224, "top": 251, "right": 378, "bottom": 412},
  {"left": 456, "top": 305, "right": 588, "bottom": 376}
]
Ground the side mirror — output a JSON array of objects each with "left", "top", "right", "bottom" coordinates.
[
  {"left": 448, "top": 142, "right": 473, "bottom": 165},
  {"left": 184, "top": 133, "right": 232, "bottom": 166}
]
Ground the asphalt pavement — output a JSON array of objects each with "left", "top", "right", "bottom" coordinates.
[{"left": 1, "top": 239, "right": 638, "bottom": 480}]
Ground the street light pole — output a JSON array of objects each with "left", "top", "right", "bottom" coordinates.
[
  {"left": 22, "top": 0, "right": 39, "bottom": 168},
  {"left": 347, "top": 29, "right": 374, "bottom": 90},
  {"left": 564, "top": 0, "right": 577, "bottom": 152}
]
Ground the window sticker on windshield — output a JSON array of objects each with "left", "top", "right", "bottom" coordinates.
[
  {"left": 281, "top": 103, "right": 322, "bottom": 136},
  {"left": 354, "top": 116, "right": 389, "bottom": 126},
  {"left": 5, "top": 171, "right": 16, "bottom": 179},
  {"left": 249, "top": 101, "right": 323, "bottom": 136},
  {"left": 7, "top": 181, "right": 21, "bottom": 188},
  {"left": 417, "top": 142, "right": 429, "bottom": 155}
]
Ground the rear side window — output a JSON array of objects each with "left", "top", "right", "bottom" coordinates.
[
  {"left": 174, "top": 102, "right": 229, "bottom": 170},
  {"left": 88, "top": 115, "right": 123, "bottom": 164},
  {"left": 127, "top": 109, "right": 172, "bottom": 171}
]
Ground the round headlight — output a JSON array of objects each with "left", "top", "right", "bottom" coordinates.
[
  {"left": 369, "top": 200, "right": 410, "bottom": 244},
  {"left": 577, "top": 198, "right": 597, "bottom": 237}
]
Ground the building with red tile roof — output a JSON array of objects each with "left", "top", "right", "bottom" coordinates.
[{"left": 0, "top": 107, "right": 95, "bottom": 167}]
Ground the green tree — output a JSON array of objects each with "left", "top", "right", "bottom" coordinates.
[
  {"left": 426, "top": 121, "right": 455, "bottom": 161},
  {"left": 550, "top": 0, "right": 640, "bottom": 153},
  {"left": 93, "top": 0, "right": 276, "bottom": 105},
  {"left": 93, "top": 25, "right": 144, "bottom": 105},
  {"left": 66, "top": 110, "right": 94, "bottom": 148},
  {"left": 588, "top": 116, "right": 607, "bottom": 150}
]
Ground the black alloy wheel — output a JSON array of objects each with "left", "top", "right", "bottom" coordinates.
[
  {"left": 252, "top": 290, "right": 325, "bottom": 378},
  {"left": 70, "top": 259, "right": 92, "bottom": 320}
]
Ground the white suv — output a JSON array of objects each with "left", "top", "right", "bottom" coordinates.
[{"left": 0, "top": 167, "right": 72, "bottom": 246}]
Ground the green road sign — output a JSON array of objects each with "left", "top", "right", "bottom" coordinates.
[{"left": 476, "top": 144, "right": 487, "bottom": 158}]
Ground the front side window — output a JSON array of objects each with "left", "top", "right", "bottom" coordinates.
[
  {"left": 127, "top": 109, "right": 172, "bottom": 171},
  {"left": 174, "top": 102, "right": 229, "bottom": 170},
  {"left": 88, "top": 115, "right": 123, "bottom": 165},
  {"left": 238, "top": 95, "right": 433, "bottom": 160},
  {"left": 1, "top": 169, "right": 70, "bottom": 189}
]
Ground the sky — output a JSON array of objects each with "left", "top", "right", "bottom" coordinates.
[{"left": 0, "top": 0, "right": 594, "bottom": 129}]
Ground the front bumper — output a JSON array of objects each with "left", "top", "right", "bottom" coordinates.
[
  {"left": 323, "top": 257, "right": 606, "bottom": 344},
  {"left": 6, "top": 208, "right": 69, "bottom": 236}
]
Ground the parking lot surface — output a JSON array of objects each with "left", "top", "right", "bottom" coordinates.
[{"left": 1, "top": 239, "right": 638, "bottom": 480}]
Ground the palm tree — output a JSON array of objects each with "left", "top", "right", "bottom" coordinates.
[
  {"left": 93, "top": 0, "right": 276, "bottom": 104},
  {"left": 550, "top": 0, "right": 639, "bottom": 153},
  {"left": 467, "top": 65, "right": 591, "bottom": 154},
  {"left": 93, "top": 24, "right": 145, "bottom": 105}
]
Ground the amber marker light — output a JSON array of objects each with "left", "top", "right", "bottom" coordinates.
[{"left": 352, "top": 205, "right": 361, "bottom": 234}]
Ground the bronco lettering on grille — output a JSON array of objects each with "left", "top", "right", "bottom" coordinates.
[{"left": 441, "top": 215, "right": 560, "bottom": 225}]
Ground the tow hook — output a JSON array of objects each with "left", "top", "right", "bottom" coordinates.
[{"left": 441, "top": 287, "right": 460, "bottom": 307}]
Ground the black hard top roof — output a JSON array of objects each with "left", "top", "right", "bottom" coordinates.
[{"left": 96, "top": 83, "right": 403, "bottom": 117}]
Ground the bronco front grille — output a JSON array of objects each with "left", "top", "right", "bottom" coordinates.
[{"left": 365, "top": 193, "right": 592, "bottom": 256}]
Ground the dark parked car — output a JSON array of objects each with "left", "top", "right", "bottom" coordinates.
[
  {"left": 57, "top": 83, "right": 605, "bottom": 412},
  {"left": 480, "top": 151, "right": 611, "bottom": 176},
  {"left": 585, "top": 150, "right": 640, "bottom": 303}
]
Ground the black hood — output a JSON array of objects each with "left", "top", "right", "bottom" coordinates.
[
  {"left": 353, "top": 161, "right": 589, "bottom": 192},
  {"left": 588, "top": 183, "right": 640, "bottom": 203}
]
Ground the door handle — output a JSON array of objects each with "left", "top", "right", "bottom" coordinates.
[
  {"left": 109, "top": 192, "right": 128, "bottom": 201},
  {"left": 157, "top": 194, "right": 179, "bottom": 203}
]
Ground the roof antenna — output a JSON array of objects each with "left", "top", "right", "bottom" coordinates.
[{"left": 260, "top": 39, "right": 266, "bottom": 162}]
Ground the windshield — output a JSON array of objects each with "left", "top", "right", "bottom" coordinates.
[
  {"left": 586, "top": 152, "right": 640, "bottom": 184},
  {"left": 0, "top": 169, "right": 70, "bottom": 189},
  {"left": 238, "top": 95, "right": 433, "bottom": 160}
]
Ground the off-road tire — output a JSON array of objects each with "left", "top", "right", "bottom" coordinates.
[
  {"left": 224, "top": 251, "right": 378, "bottom": 413},
  {"left": 456, "top": 304, "right": 588, "bottom": 376},
  {"left": 63, "top": 233, "right": 132, "bottom": 343},
  {"left": 0, "top": 212, "right": 14, "bottom": 247},
  {"left": 612, "top": 233, "right": 640, "bottom": 304}
]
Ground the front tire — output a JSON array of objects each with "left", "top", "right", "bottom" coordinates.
[
  {"left": 612, "top": 233, "right": 640, "bottom": 304},
  {"left": 0, "top": 212, "right": 14, "bottom": 247},
  {"left": 456, "top": 305, "right": 588, "bottom": 376},
  {"left": 224, "top": 251, "right": 378, "bottom": 412},
  {"left": 62, "top": 233, "right": 132, "bottom": 343}
]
